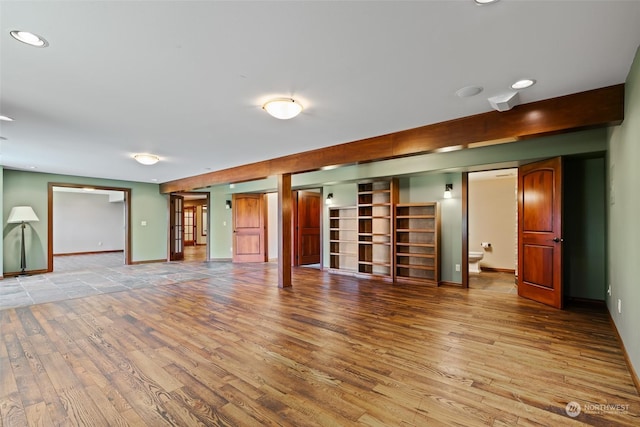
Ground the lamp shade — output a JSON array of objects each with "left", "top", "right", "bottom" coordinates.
[{"left": 7, "top": 206, "right": 39, "bottom": 223}]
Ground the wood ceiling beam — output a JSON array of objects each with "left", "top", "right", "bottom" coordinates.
[{"left": 160, "top": 84, "right": 624, "bottom": 194}]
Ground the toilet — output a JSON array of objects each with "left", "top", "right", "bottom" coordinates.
[{"left": 469, "top": 251, "right": 484, "bottom": 273}]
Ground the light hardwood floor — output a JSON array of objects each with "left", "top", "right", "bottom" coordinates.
[{"left": 1, "top": 263, "right": 638, "bottom": 426}]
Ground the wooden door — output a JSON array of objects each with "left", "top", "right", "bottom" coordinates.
[
  {"left": 169, "top": 194, "right": 184, "bottom": 261},
  {"left": 518, "top": 157, "right": 563, "bottom": 308},
  {"left": 184, "top": 207, "right": 196, "bottom": 246},
  {"left": 232, "top": 194, "right": 267, "bottom": 263},
  {"left": 295, "top": 191, "right": 321, "bottom": 265}
]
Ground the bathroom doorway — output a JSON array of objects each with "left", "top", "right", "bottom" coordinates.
[{"left": 467, "top": 169, "right": 518, "bottom": 294}]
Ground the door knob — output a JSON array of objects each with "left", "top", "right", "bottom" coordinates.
[{"left": 552, "top": 237, "right": 563, "bottom": 243}]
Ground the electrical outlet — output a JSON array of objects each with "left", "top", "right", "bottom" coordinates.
[
  {"left": 455, "top": 264, "right": 460, "bottom": 272},
  {"left": 618, "top": 299, "right": 622, "bottom": 314},
  {"left": 223, "top": 221, "right": 227, "bottom": 226}
]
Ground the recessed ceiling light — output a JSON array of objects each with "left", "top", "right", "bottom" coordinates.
[
  {"left": 455, "top": 85, "right": 484, "bottom": 98},
  {"left": 10, "top": 30, "right": 49, "bottom": 47},
  {"left": 474, "top": 0, "right": 499, "bottom": 5},
  {"left": 263, "top": 98, "right": 303, "bottom": 120},
  {"left": 511, "top": 79, "right": 536, "bottom": 90},
  {"left": 133, "top": 154, "right": 160, "bottom": 165},
  {"left": 0, "top": 115, "right": 14, "bottom": 121}
]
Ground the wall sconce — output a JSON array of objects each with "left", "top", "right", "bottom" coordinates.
[
  {"left": 7, "top": 206, "right": 40, "bottom": 275},
  {"left": 325, "top": 193, "right": 334, "bottom": 205},
  {"left": 225, "top": 200, "right": 232, "bottom": 209},
  {"left": 444, "top": 184, "right": 453, "bottom": 199}
]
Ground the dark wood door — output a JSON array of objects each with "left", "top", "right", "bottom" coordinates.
[
  {"left": 518, "top": 157, "right": 563, "bottom": 308},
  {"left": 295, "top": 191, "right": 321, "bottom": 265},
  {"left": 169, "top": 194, "right": 184, "bottom": 261},
  {"left": 232, "top": 193, "right": 267, "bottom": 263}
]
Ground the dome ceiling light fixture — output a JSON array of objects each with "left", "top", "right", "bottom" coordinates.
[
  {"left": 511, "top": 79, "right": 536, "bottom": 90},
  {"left": 262, "top": 98, "right": 303, "bottom": 120},
  {"left": 133, "top": 153, "right": 160, "bottom": 165},
  {"left": 474, "top": 0, "right": 500, "bottom": 5},
  {"left": 10, "top": 30, "right": 49, "bottom": 47}
]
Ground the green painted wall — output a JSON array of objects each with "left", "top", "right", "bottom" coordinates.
[
  {"left": 564, "top": 157, "right": 607, "bottom": 300},
  {"left": 608, "top": 46, "right": 640, "bottom": 379},
  {"left": 3, "top": 170, "right": 168, "bottom": 273}
]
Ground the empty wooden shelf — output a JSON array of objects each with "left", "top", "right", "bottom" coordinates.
[
  {"left": 329, "top": 206, "right": 358, "bottom": 273},
  {"left": 395, "top": 203, "right": 440, "bottom": 285}
]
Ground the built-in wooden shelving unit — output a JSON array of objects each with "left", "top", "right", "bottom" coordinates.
[
  {"left": 329, "top": 206, "right": 358, "bottom": 273},
  {"left": 357, "top": 179, "right": 397, "bottom": 280},
  {"left": 395, "top": 203, "right": 440, "bottom": 286}
]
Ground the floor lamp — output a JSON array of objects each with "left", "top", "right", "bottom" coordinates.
[{"left": 7, "top": 206, "right": 40, "bottom": 275}]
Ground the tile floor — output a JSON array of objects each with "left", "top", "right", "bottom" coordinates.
[
  {"left": 468, "top": 270, "right": 518, "bottom": 294},
  {"left": 0, "top": 252, "right": 233, "bottom": 311}
]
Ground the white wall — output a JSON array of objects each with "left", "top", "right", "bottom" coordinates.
[
  {"left": 53, "top": 192, "right": 124, "bottom": 254},
  {"left": 267, "top": 192, "right": 278, "bottom": 261},
  {"left": 469, "top": 176, "right": 517, "bottom": 271}
]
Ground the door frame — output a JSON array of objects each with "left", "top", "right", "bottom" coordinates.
[
  {"left": 47, "top": 182, "right": 132, "bottom": 272},
  {"left": 169, "top": 192, "right": 210, "bottom": 261},
  {"left": 462, "top": 159, "right": 564, "bottom": 306},
  {"left": 232, "top": 193, "right": 268, "bottom": 263},
  {"left": 292, "top": 189, "right": 323, "bottom": 267}
]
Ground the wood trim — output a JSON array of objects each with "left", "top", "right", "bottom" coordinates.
[
  {"left": 608, "top": 310, "right": 640, "bottom": 396},
  {"left": 130, "top": 259, "right": 166, "bottom": 265},
  {"left": 481, "top": 267, "right": 516, "bottom": 274},
  {"left": 160, "top": 84, "right": 624, "bottom": 193},
  {"left": 47, "top": 183, "right": 132, "bottom": 272},
  {"left": 461, "top": 173, "right": 469, "bottom": 289},
  {"left": 439, "top": 281, "right": 463, "bottom": 287},
  {"left": 54, "top": 250, "right": 124, "bottom": 257},
  {"left": 278, "top": 174, "right": 292, "bottom": 288}
]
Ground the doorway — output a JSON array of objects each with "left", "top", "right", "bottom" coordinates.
[
  {"left": 467, "top": 169, "right": 518, "bottom": 293},
  {"left": 47, "top": 183, "right": 131, "bottom": 273},
  {"left": 169, "top": 192, "right": 209, "bottom": 262},
  {"left": 292, "top": 190, "right": 322, "bottom": 267}
]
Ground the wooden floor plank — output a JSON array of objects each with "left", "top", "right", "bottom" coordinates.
[{"left": 1, "top": 263, "right": 639, "bottom": 426}]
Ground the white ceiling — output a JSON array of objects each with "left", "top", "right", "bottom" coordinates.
[{"left": 1, "top": 1, "right": 639, "bottom": 185}]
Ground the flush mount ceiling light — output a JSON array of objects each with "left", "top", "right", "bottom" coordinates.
[
  {"left": 262, "top": 98, "right": 303, "bottom": 120},
  {"left": 10, "top": 30, "right": 49, "bottom": 47},
  {"left": 474, "top": 0, "right": 499, "bottom": 5},
  {"left": 133, "top": 153, "right": 160, "bottom": 165},
  {"left": 511, "top": 79, "right": 536, "bottom": 90},
  {"left": 0, "top": 115, "right": 14, "bottom": 121}
]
